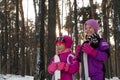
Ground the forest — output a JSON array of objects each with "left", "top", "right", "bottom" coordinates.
[{"left": 0, "top": 0, "right": 120, "bottom": 80}]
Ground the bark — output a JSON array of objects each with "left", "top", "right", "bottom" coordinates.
[
  {"left": 47, "top": 0, "right": 56, "bottom": 79},
  {"left": 113, "top": 0, "right": 120, "bottom": 77},
  {"left": 34, "top": 0, "right": 45, "bottom": 80},
  {"left": 89, "top": 0, "right": 94, "bottom": 18}
]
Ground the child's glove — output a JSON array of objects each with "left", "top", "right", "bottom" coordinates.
[
  {"left": 82, "top": 43, "right": 97, "bottom": 57},
  {"left": 57, "top": 62, "right": 69, "bottom": 72},
  {"left": 87, "top": 33, "right": 100, "bottom": 45},
  {"left": 48, "top": 63, "right": 57, "bottom": 74},
  {"left": 75, "top": 44, "right": 82, "bottom": 55}
]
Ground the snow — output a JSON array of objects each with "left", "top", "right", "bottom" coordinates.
[
  {"left": 105, "top": 77, "right": 120, "bottom": 80},
  {"left": 0, "top": 74, "right": 34, "bottom": 80},
  {"left": 0, "top": 74, "right": 120, "bottom": 80}
]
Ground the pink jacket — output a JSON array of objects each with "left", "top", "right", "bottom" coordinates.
[{"left": 48, "top": 51, "right": 79, "bottom": 80}]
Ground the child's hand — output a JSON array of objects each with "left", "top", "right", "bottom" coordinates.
[
  {"left": 48, "top": 63, "right": 57, "bottom": 74},
  {"left": 82, "top": 43, "right": 97, "bottom": 56},
  {"left": 57, "top": 62, "right": 69, "bottom": 71},
  {"left": 57, "top": 62, "right": 65, "bottom": 70},
  {"left": 75, "top": 44, "right": 82, "bottom": 55}
]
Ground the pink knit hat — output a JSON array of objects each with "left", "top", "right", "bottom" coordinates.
[
  {"left": 55, "top": 35, "right": 73, "bottom": 48},
  {"left": 84, "top": 19, "right": 99, "bottom": 32}
]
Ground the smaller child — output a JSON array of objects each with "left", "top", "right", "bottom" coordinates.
[{"left": 48, "top": 35, "right": 79, "bottom": 80}]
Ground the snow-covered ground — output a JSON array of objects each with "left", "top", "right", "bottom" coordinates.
[
  {"left": 0, "top": 74, "right": 33, "bottom": 80},
  {"left": 0, "top": 74, "right": 120, "bottom": 80},
  {"left": 105, "top": 77, "right": 120, "bottom": 80}
]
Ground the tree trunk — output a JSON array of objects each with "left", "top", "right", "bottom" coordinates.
[
  {"left": 56, "top": 0, "right": 62, "bottom": 36},
  {"left": 89, "top": 0, "right": 94, "bottom": 18},
  {"left": 47, "top": 0, "right": 56, "bottom": 79},
  {"left": 106, "top": 1, "right": 113, "bottom": 78},
  {"left": 102, "top": 0, "right": 111, "bottom": 78},
  {"left": 74, "top": 0, "right": 78, "bottom": 46},
  {"left": 34, "top": 0, "right": 45, "bottom": 80},
  {"left": 0, "top": 11, "right": 5, "bottom": 74},
  {"left": 2, "top": 0, "right": 8, "bottom": 74},
  {"left": 74, "top": 0, "right": 79, "bottom": 79},
  {"left": 113, "top": 0, "right": 120, "bottom": 77},
  {"left": 14, "top": 0, "right": 19, "bottom": 75},
  {"left": 19, "top": 0, "right": 26, "bottom": 76}
]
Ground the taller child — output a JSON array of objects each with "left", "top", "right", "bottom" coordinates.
[{"left": 76, "top": 19, "right": 110, "bottom": 80}]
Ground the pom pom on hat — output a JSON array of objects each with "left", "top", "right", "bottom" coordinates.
[
  {"left": 63, "top": 35, "right": 73, "bottom": 48},
  {"left": 55, "top": 35, "right": 73, "bottom": 48},
  {"left": 84, "top": 19, "right": 99, "bottom": 32}
]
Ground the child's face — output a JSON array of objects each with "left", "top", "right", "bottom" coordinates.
[
  {"left": 56, "top": 43, "right": 66, "bottom": 54},
  {"left": 84, "top": 25, "right": 96, "bottom": 36}
]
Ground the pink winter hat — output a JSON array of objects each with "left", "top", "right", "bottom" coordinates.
[
  {"left": 84, "top": 19, "right": 99, "bottom": 32},
  {"left": 55, "top": 35, "right": 73, "bottom": 48}
]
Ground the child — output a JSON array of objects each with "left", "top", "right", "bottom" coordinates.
[
  {"left": 48, "top": 35, "right": 79, "bottom": 80},
  {"left": 76, "top": 19, "right": 110, "bottom": 80}
]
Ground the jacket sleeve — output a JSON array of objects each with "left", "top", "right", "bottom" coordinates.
[
  {"left": 94, "top": 39, "right": 110, "bottom": 61},
  {"left": 47, "top": 57, "right": 54, "bottom": 74},
  {"left": 66, "top": 54, "right": 79, "bottom": 74}
]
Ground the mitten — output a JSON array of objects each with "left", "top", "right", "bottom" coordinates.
[
  {"left": 57, "top": 62, "right": 65, "bottom": 70},
  {"left": 82, "top": 43, "right": 97, "bottom": 56},
  {"left": 48, "top": 63, "right": 57, "bottom": 74},
  {"left": 57, "top": 62, "right": 69, "bottom": 72},
  {"left": 87, "top": 33, "right": 100, "bottom": 47},
  {"left": 75, "top": 44, "right": 82, "bottom": 55},
  {"left": 64, "top": 63, "right": 69, "bottom": 72}
]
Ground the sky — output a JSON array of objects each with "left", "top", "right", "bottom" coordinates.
[
  {"left": 57, "top": 0, "right": 103, "bottom": 36},
  {"left": 22, "top": 0, "right": 102, "bottom": 36},
  {"left": 22, "top": 0, "right": 102, "bottom": 21},
  {"left": 22, "top": 0, "right": 35, "bottom": 21}
]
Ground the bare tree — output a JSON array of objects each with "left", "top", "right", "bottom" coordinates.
[
  {"left": 0, "top": 11, "right": 5, "bottom": 74},
  {"left": 14, "top": 0, "right": 20, "bottom": 75},
  {"left": 113, "top": 0, "right": 120, "bottom": 77},
  {"left": 2, "top": 0, "right": 8, "bottom": 74},
  {"left": 101, "top": 0, "right": 111, "bottom": 78},
  {"left": 34, "top": 0, "right": 45, "bottom": 80},
  {"left": 47, "top": 0, "right": 56, "bottom": 79},
  {"left": 56, "top": 0, "right": 62, "bottom": 36},
  {"left": 89, "top": 0, "right": 94, "bottom": 18},
  {"left": 19, "top": 0, "right": 26, "bottom": 76},
  {"left": 74, "top": 0, "right": 78, "bottom": 46}
]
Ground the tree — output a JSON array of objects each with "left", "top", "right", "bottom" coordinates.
[
  {"left": 74, "top": 0, "right": 78, "bottom": 46},
  {"left": 89, "top": 0, "right": 94, "bottom": 18},
  {"left": 101, "top": 0, "right": 112, "bottom": 78},
  {"left": 34, "top": 0, "right": 45, "bottom": 80},
  {"left": 56, "top": 0, "right": 62, "bottom": 36},
  {"left": 113, "top": 0, "right": 120, "bottom": 77},
  {"left": 19, "top": 0, "right": 26, "bottom": 76},
  {"left": 0, "top": 11, "right": 5, "bottom": 74},
  {"left": 47, "top": 0, "right": 56, "bottom": 79},
  {"left": 13, "top": 0, "right": 20, "bottom": 75},
  {"left": 2, "top": 0, "right": 8, "bottom": 74}
]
